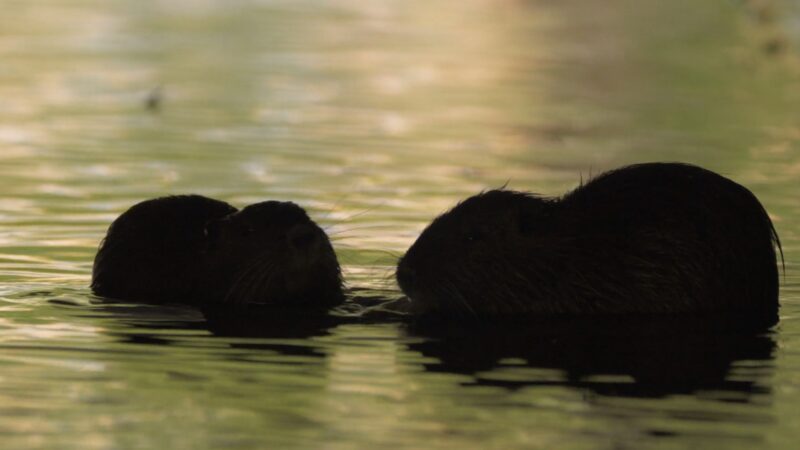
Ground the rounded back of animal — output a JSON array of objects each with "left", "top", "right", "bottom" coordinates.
[
  {"left": 397, "top": 163, "right": 780, "bottom": 326},
  {"left": 92, "top": 195, "right": 236, "bottom": 303}
]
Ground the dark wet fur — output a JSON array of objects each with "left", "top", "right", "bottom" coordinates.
[
  {"left": 397, "top": 163, "right": 781, "bottom": 326},
  {"left": 92, "top": 195, "right": 343, "bottom": 308}
]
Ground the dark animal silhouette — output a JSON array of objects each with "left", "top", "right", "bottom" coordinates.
[
  {"left": 92, "top": 195, "right": 343, "bottom": 308},
  {"left": 397, "top": 163, "right": 781, "bottom": 326}
]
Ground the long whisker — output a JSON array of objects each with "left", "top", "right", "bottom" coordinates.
[
  {"left": 449, "top": 278, "right": 478, "bottom": 318},
  {"left": 224, "top": 252, "right": 275, "bottom": 303},
  {"left": 224, "top": 261, "right": 259, "bottom": 303},
  {"left": 316, "top": 193, "right": 350, "bottom": 222},
  {"left": 370, "top": 249, "right": 403, "bottom": 260},
  {"left": 323, "top": 225, "right": 388, "bottom": 236},
  {"left": 247, "top": 261, "right": 280, "bottom": 303},
  {"left": 335, "top": 203, "right": 386, "bottom": 222},
  {"left": 240, "top": 257, "right": 279, "bottom": 304}
]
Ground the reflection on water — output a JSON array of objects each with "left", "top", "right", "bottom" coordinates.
[
  {"left": 408, "top": 316, "right": 775, "bottom": 398},
  {"left": 1, "top": 0, "right": 799, "bottom": 448}
]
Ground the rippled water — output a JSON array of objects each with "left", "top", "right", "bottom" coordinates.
[{"left": 1, "top": 0, "right": 799, "bottom": 448}]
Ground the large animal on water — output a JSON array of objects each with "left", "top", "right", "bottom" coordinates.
[{"left": 396, "top": 163, "right": 781, "bottom": 326}]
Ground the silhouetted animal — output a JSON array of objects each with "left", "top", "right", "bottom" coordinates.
[
  {"left": 397, "top": 163, "right": 780, "bottom": 326},
  {"left": 92, "top": 195, "right": 343, "bottom": 308}
]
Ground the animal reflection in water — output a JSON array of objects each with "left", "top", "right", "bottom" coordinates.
[
  {"left": 406, "top": 315, "right": 775, "bottom": 398},
  {"left": 89, "top": 298, "right": 775, "bottom": 400}
]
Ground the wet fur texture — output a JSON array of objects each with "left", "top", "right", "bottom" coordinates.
[
  {"left": 397, "top": 163, "right": 781, "bottom": 324},
  {"left": 92, "top": 195, "right": 343, "bottom": 308}
]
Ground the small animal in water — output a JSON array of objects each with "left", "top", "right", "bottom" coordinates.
[
  {"left": 396, "top": 163, "right": 781, "bottom": 325},
  {"left": 91, "top": 195, "right": 343, "bottom": 308}
]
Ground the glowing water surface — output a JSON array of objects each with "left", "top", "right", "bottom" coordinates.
[{"left": 0, "top": 0, "right": 799, "bottom": 448}]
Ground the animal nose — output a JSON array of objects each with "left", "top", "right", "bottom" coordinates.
[{"left": 287, "top": 224, "right": 318, "bottom": 250}]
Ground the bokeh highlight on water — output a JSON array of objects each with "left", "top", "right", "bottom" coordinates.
[{"left": 1, "top": 0, "right": 799, "bottom": 448}]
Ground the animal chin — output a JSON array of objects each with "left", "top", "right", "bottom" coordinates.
[
  {"left": 285, "top": 263, "right": 340, "bottom": 299},
  {"left": 287, "top": 252, "right": 320, "bottom": 272},
  {"left": 404, "top": 291, "right": 430, "bottom": 312},
  {"left": 405, "top": 284, "right": 471, "bottom": 316},
  {"left": 283, "top": 269, "right": 315, "bottom": 297}
]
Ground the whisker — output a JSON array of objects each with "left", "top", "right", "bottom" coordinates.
[
  {"left": 224, "top": 252, "right": 275, "bottom": 304},
  {"left": 236, "top": 260, "right": 274, "bottom": 304},
  {"left": 324, "top": 225, "right": 389, "bottom": 236},
  {"left": 441, "top": 276, "right": 477, "bottom": 319},
  {"left": 336, "top": 202, "right": 386, "bottom": 222},
  {"left": 224, "top": 261, "right": 259, "bottom": 303},
  {"left": 250, "top": 261, "right": 281, "bottom": 303},
  {"left": 370, "top": 249, "right": 403, "bottom": 260},
  {"left": 316, "top": 193, "right": 351, "bottom": 223},
  {"left": 242, "top": 258, "right": 279, "bottom": 303}
]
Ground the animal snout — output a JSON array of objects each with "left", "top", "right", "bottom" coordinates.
[{"left": 396, "top": 261, "right": 417, "bottom": 294}]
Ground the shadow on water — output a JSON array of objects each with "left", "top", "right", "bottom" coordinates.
[
  {"left": 405, "top": 314, "right": 776, "bottom": 399},
  {"left": 78, "top": 296, "right": 776, "bottom": 401},
  {"left": 81, "top": 297, "right": 343, "bottom": 360}
]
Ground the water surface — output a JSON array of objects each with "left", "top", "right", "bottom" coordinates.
[{"left": 1, "top": 0, "right": 799, "bottom": 448}]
